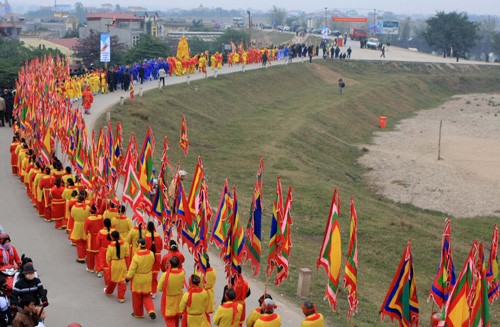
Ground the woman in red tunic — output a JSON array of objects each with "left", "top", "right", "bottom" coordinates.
[
  {"left": 9, "top": 136, "right": 20, "bottom": 175},
  {"left": 82, "top": 86, "right": 94, "bottom": 114},
  {"left": 50, "top": 178, "right": 67, "bottom": 229},
  {"left": 96, "top": 218, "right": 115, "bottom": 281},
  {"left": 145, "top": 221, "right": 163, "bottom": 298}
]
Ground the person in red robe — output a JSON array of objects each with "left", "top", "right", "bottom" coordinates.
[
  {"left": 231, "top": 266, "right": 251, "bottom": 326},
  {"left": 82, "top": 86, "right": 94, "bottom": 114},
  {"left": 144, "top": 221, "right": 163, "bottom": 298},
  {"left": 160, "top": 240, "right": 185, "bottom": 272},
  {"left": 39, "top": 167, "right": 55, "bottom": 222},
  {"left": 10, "top": 136, "right": 20, "bottom": 175},
  {"left": 84, "top": 205, "right": 104, "bottom": 273},
  {"left": 50, "top": 178, "right": 66, "bottom": 229},
  {"left": 96, "top": 218, "right": 114, "bottom": 281}
]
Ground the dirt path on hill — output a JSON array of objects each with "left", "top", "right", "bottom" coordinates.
[{"left": 359, "top": 94, "right": 500, "bottom": 218}]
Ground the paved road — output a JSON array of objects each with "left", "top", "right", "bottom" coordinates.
[{"left": 1, "top": 45, "right": 494, "bottom": 326}]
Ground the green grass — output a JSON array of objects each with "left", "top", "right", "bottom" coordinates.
[
  {"left": 251, "top": 29, "right": 295, "bottom": 46},
  {"left": 98, "top": 60, "right": 500, "bottom": 326}
]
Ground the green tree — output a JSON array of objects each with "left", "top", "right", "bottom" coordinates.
[
  {"left": 74, "top": 2, "right": 87, "bottom": 25},
  {"left": 493, "top": 32, "right": 500, "bottom": 59},
  {"left": 122, "top": 35, "right": 170, "bottom": 63},
  {"left": 423, "top": 11, "right": 479, "bottom": 59},
  {"left": 73, "top": 30, "right": 126, "bottom": 67},
  {"left": 269, "top": 6, "right": 287, "bottom": 27},
  {"left": 188, "top": 37, "right": 216, "bottom": 54},
  {"left": 0, "top": 39, "right": 65, "bottom": 89},
  {"left": 478, "top": 16, "right": 497, "bottom": 61},
  {"left": 400, "top": 17, "right": 412, "bottom": 41},
  {"left": 63, "top": 29, "right": 79, "bottom": 38},
  {"left": 216, "top": 29, "right": 250, "bottom": 48}
]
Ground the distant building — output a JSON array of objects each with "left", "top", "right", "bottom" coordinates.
[
  {"left": 79, "top": 13, "right": 145, "bottom": 47},
  {"left": 65, "top": 16, "right": 78, "bottom": 32},
  {"left": 127, "top": 6, "right": 147, "bottom": 13},
  {"left": 0, "top": 0, "right": 12, "bottom": 18},
  {"left": 0, "top": 22, "right": 21, "bottom": 38}
]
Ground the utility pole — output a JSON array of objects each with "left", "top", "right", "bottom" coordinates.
[
  {"left": 324, "top": 7, "right": 328, "bottom": 28},
  {"left": 373, "top": 8, "right": 377, "bottom": 36},
  {"left": 247, "top": 10, "right": 251, "bottom": 43}
]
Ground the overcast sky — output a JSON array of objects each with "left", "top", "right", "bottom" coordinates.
[{"left": 15, "top": 0, "right": 500, "bottom": 16}]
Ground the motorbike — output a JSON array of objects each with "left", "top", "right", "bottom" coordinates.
[{"left": 0, "top": 264, "right": 17, "bottom": 297}]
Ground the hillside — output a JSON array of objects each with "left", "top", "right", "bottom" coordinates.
[{"left": 99, "top": 60, "right": 500, "bottom": 326}]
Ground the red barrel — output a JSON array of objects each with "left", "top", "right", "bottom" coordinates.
[{"left": 379, "top": 116, "right": 387, "bottom": 128}]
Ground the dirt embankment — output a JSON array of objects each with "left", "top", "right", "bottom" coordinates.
[{"left": 359, "top": 94, "right": 500, "bottom": 218}]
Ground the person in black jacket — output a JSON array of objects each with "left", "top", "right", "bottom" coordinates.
[
  {"left": 0, "top": 276, "right": 13, "bottom": 327},
  {"left": 11, "top": 264, "right": 48, "bottom": 308},
  {"left": 122, "top": 69, "right": 131, "bottom": 92}
]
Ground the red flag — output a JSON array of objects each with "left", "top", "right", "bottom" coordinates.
[
  {"left": 179, "top": 114, "right": 189, "bottom": 155},
  {"left": 343, "top": 196, "right": 358, "bottom": 319}
]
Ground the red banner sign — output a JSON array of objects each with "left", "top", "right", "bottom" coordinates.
[{"left": 332, "top": 17, "right": 368, "bottom": 23}]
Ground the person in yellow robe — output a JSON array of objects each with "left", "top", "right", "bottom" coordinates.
[
  {"left": 213, "top": 289, "right": 243, "bottom": 327},
  {"left": 33, "top": 167, "right": 45, "bottom": 216},
  {"left": 112, "top": 205, "right": 133, "bottom": 239},
  {"left": 300, "top": 301, "right": 324, "bottom": 327},
  {"left": 246, "top": 294, "right": 273, "bottom": 327},
  {"left": 69, "top": 195, "right": 90, "bottom": 262},
  {"left": 105, "top": 230, "right": 130, "bottom": 302},
  {"left": 254, "top": 299, "right": 281, "bottom": 327},
  {"left": 126, "top": 238, "right": 156, "bottom": 319},
  {"left": 179, "top": 274, "right": 210, "bottom": 327},
  {"left": 158, "top": 256, "right": 185, "bottom": 326},
  {"left": 195, "top": 256, "right": 216, "bottom": 314},
  {"left": 126, "top": 222, "right": 145, "bottom": 259}
]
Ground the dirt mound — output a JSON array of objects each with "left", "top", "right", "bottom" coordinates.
[{"left": 359, "top": 94, "right": 500, "bottom": 218}]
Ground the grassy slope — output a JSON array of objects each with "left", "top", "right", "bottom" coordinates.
[{"left": 98, "top": 61, "right": 500, "bottom": 326}]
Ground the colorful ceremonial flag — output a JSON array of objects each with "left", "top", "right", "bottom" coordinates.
[
  {"left": 343, "top": 196, "right": 358, "bottom": 319},
  {"left": 194, "top": 178, "right": 211, "bottom": 273},
  {"left": 188, "top": 156, "right": 204, "bottom": 216},
  {"left": 152, "top": 136, "right": 171, "bottom": 223},
  {"left": 121, "top": 132, "right": 138, "bottom": 176},
  {"left": 137, "top": 127, "right": 155, "bottom": 214},
  {"left": 223, "top": 187, "right": 246, "bottom": 280},
  {"left": 442, "top": 241, "right": 478, "bottom": 327},
  {"left": 130, "top": 78, "right": 135, "bottom": 100},
  {"left": 179, "top": 114, "right": 189, "bottom": 155},
  {"left": 242, "top": 157, "right": 264, "bottom": 277},
  {"left": 275, "top": 186, "right": 292, "bottom": 286},
  {"left": 111, "top": 122, "right": 123, "bottom": 175},
  {"left": 469, "top": 243, "right": 491, "bottom": 327},
  {"left": 267, "top": 177, "right": 284, "bottom": 277},
  {"left": 317, "top": 188, "right": 342, "bottom": 311},
  {"left": 176, "top": 177, "right": 197, "bottom": 253},
  {"left": 211, "top": 180, "right": 233, "bottom": 249},
  {"left": 487, "top": 224, "right": 499, "bottom": 304},
  {"left": 428, "top": 218, "right": 456, "bottom": 310},
  {"left": 40, "top": 124, "right": 52, "bottom": 165},
  {"left": 74, "top": 129, "right": 85, "bottom": 172},
  {"left": 122, "top": 159, "right": 142, "bottom": 208},
  {"left": 380, "top": 239, "right": 419, "bottom": 327}
]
